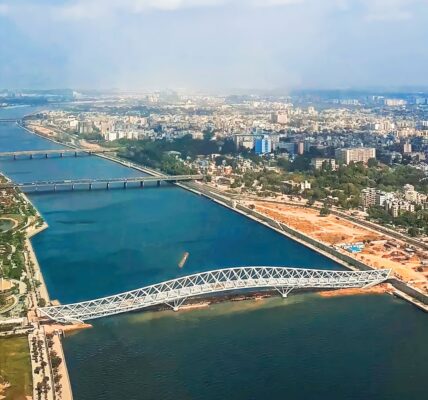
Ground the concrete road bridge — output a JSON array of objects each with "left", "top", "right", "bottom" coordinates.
[
  {"left": 0, "top": 148, "right": 119, "bottom": 160},
  {"left": 0, "top": 175, "right": 204, "bottom": 191},
  {"left": 38, "top": 266, "right": 390, "bottom": 323}
]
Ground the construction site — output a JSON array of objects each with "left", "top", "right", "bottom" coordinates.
[{"left": 247, "top": 201, "right": 428, "bottom": 295}]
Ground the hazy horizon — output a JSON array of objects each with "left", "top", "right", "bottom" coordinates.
[{"left": 1, "top": 0, "right": 428, "bottom": 91}]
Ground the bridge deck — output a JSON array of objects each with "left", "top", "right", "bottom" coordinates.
[
  {"left": 0, "top": 175, "right": 204, "bottom": 189},
  {"left": 38, "top": 266, "right": 390, "bottom": 323},
  {"left": 0, "top": 148, "right": 119, "bottom": 157}
]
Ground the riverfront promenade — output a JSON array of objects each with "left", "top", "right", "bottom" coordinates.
[
  {"left": 23, "top": 193, "right": 74, "bottom": 399},
  {"left": 0, "top": 174, "right": 74, "bottom": 399}
]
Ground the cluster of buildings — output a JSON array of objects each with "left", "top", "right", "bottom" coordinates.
[
  {"left": 30, "top": 92, "right": 428, "bottom": 148},
  {"left": 361, "top": 184, "right": 426, "bottom": 217},
  {"left": 27, "top": 93, "right": 428, "bottom": 191}
]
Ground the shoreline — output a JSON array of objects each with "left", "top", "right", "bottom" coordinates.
[
  {"left": 18, "top": 122, "right": 428, "bottom": 313},
  {"left": 116, "top": 285, "right": 393, "bottom": 317},
  {"left": 14, "top": 183, "right": 73, "bottom": 399}
]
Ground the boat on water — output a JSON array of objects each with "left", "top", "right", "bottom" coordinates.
[{"left": 178, "top": 252, "right": 189, "bottom": 268}]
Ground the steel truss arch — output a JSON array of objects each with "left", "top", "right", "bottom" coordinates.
[{"left": 38, "top": 267, "right": 390, "bottom": 323}]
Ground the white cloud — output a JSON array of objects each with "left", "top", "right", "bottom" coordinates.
[
  {"left": 1, "top": 0, "right": 427, "bottom": 90},
  {"left": 362, "top": 0, "right": 426, "bottom": 21},
  {"left": 0, "top": 0, "right": 307, "bottom": 21},
  {"left": 0, "top": 4, "right": 10, "bottom": 15},
  {"left": 251, "top": 0, "right": 303, "bottom": 7}
]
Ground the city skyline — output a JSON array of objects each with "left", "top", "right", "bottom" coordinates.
[{"left": 1, "top": 0, "right": 428, "bottom": 91}]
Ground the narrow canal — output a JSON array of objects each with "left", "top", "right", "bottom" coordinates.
[{"left": 0, "top": 107, "right": 427, "bottom": 400}]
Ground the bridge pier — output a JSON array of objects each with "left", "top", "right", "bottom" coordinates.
[
  {"left": 275, "top": 286, "right": 293, "bottom": 298},
  {"left": 89, "top": 183, "right": 92, "bottom": 190},
  {"left": 157, "top": 180, "right": 161, "bottom": 187},
  {"left": 140, "top": 181, "right": 144, "bottom": 188},
  {"left": 106, "top": 182, "right": 110, "bottom": 190},
  {"left": 123, "top": 181, "right": 127, "bottom": 189},
  {"left": 60, "top": 153, "right": 63, "bottom": 158},
  {"left": 72, "top": 184, "right": 75, "bottom": 191},
  {"left": 74, "top": 152, "right": 77, "bottom": 157},
  {"left": 30, "top": 154, "right": 33, "bottom": 159},
  {"left": 13, "top": 155, "right": 16, "bottom": 160},
  {"left": 53, "top": 185, "right": 56, "bottom": 192},
  {"left": 45, "top": 153, "right": 48, "bottom": 158},
  {"left": 166, "top": 297, "right": 187, "bottom": 312}
]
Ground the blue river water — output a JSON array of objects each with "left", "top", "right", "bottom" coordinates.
[{"left": 1, "top": 107, "right": 427, "bottom": 400}]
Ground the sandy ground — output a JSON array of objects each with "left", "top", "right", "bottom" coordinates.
[
  {"left": 250, "top": 201, "right": 428, "bottom": 294},
  {"left": 44, "top": 323, "right": 92, "bottom": 335},
  {"left": 27, "top": 123, "right": 108, "bottom": 151},
  {"left": 318, "top": 283, "right": 393, "bottom": 297},
  {"left": 27, "top": 124, "right": 56, "bottom": 138},
  {"left": 78, "top": 139, "right": 106, "bottom": 151},
  {"left": 0, "top": 383, "right": 10, "bottom": 400}
]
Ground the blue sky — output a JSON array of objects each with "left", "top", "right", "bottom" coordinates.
[{"left": 0, "top": 0, "right": 427, "bottom": 91}]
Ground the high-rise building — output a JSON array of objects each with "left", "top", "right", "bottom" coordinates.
[
  {"left": 310, "top": 158, "right": 336, "bottom": 170},
  {"left": 271, "top": 112, "right": 288, "bottom": 124},
  {"left": 402, "top": 142, "right": 412, "bottom": 154},
  {"left": 361, "top": 188, "right": 377, "bottom": 208},
  {"left": 78, "top": 121, "right": 94, "bottom": 134},
  {"left": 335, "top": 147, "right": 376, "bottom": 164},
  {"left": 278, "top": 142, "right": 295, "bottom": 154},
  {"left": 255, "top": 136, "right": 272, "bottom": 155},
  {"left": 384, "top": 99, "right": 407, "bottom": 107},
  {"left": 234, "top": 134, "right": 257, "bottom": 150}
]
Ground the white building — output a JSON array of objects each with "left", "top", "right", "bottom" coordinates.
[{"left": 335, "top": 147, "right": 376, "bottom": 164}]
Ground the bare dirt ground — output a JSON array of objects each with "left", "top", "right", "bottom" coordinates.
[
  {"left": 249, "top": 201, "right": 428, "bottom": 294},
  {"left": 318, "top": 283, "right": 393, "bottom": 298},
  {"left": 27, "top": 124, "right": 56, "bottom": 138},
  {"left": 26, "top": 124, "right": 107, "bottom": 151}
]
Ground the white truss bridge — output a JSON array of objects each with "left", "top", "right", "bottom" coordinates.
[{"left": 38, "top": 267, "right": 390, "bottom": 323}]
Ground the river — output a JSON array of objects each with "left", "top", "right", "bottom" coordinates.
[{"left": 0, "top": 107, "right": 427, "bottom": 400}]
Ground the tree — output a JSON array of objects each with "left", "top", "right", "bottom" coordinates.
[
  {"left": 319, "top": 206, "right": 330, "bottom": 216},
  {"left": 50, "top": 353, "right": 62, "bottom": 369},
  {"left": 367, "top": 158, "right": 378, "bottom": 168},
  {"left": 37, "top": 298, "right": 46, "bottom": 307},
  {"left": 408, "top": 226, "right": 419, "bottom": 237}
]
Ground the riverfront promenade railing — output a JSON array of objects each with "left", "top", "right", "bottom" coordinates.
[{"left": 38, "top": 267, "right": 390, "bottom": 323}]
